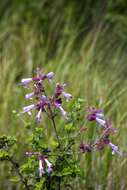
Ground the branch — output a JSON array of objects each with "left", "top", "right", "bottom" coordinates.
[{"left": 7, "top": 156, "right": 30, "bottom": 190}]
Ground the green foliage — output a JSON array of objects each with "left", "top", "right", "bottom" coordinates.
[
  {"left": 0, "top": 150, "right": 9, "bottom": 161},
  {"left": 27, "top": 126, "right": 44, "bottom": 150},
  {"left": 0, "top": 135, "right": 17, "bottom": 149},
  {"left": 54, "top": 153, "right": 80, "bottom": 177},
  {"left": 34, "top": 180, "right": 45, "bottom": 190},
  {"left": 68, "top": 98, "right": 85, "bottom": 124},
  {"left": 10, "top": 176, "right": 20, "bottom": 183},
  {"left": 0, "top": 135, "right": 17, "bottom": 161}
]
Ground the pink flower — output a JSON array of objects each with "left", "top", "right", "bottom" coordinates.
[
  {"left": 87, "top": 107, "right": 106, "bottom": 126},
  {"left": 95, "top": 137, "right": 119, "bottom": 155},
  {"left": 54, "top": 83, "right": 66, "bottom": 97},
  {"left": 54, "top": 83, "right": 72, "bottom": 101}
]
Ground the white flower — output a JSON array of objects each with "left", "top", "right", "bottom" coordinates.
[
  {"left": 44, "top": 158, "right": 53, "bottom": 174},
  {"left": 96, "top": 112, "right": 104, "bottom": 118},
  {"left": 109, "top": 142, "right": 119, "bottom": 155},
  {"left": 39, "top": 160, "right": 45, "bottom": 177},
  {"left": 36, "top": 109, "right": 42, "bottom": 122},
  {"left": 96, "top": 117, "right": 106, "bottom": 127}
]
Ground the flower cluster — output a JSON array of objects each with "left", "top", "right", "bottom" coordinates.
[
  {"left": 26, "top": 152, "right": 53, "bottom": 177},
  {"left": 87, "top": 107, "right": 117, "bottom": 133},
  {"left": 21, "top": 69, "right": 72, "bottom": 121},
  {"left": 21, "top": 69, "right": 73, "bottom": 177},
  {"left": 80, "top": 107, "right": 119, "bottom": 155}
]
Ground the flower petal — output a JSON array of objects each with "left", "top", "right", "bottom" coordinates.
[
  {"left": 36, "top": 109, "right": 42, "bottom": 122},
  {"left": 39, "top": 160, "right": 45, "bottom": 177},
  {"left": 21, "top": 78, "right": 32, "bottom": 85},
  {"left": 23, "top": 104, "right": 35, "bottom": 113},
  {"left": 96, "top": 118, "right": 106, "bottom": 127},
  {"left": 62, "top": 92, "right": 72, "bottom": 101},
  {"left": 25, "top": 92, "right": 34, "bottom": 99}
]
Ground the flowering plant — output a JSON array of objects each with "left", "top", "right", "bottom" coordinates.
[{"left": 0, "top": 68, "right": 120, "bottom": 190}]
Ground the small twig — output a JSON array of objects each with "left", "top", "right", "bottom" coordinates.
[{"left": 8, "top": 157, "right": 30, "bottom": 190}]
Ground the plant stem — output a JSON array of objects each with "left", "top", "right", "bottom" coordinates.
[
  {"left": 8, "top": 157, "right": 30, "bottom": 190},
  {"left": 58, "top": 177, "right": 61, "bottom": 190},
  {"left": 52, "top": 115, "right": 61, "bottom": 147},
  {"left": 43, "top": 91, "right": 61, "bottom": 147},
  {"left": 46, "top": 176, "right": 51, "bottom": 190},
  {"left": 48, "top": 106, "right": 61, "bottom": 148}
]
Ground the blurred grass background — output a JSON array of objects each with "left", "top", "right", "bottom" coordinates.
[{"left": 0, "top": 0, "right": 127, "bottom": 189}]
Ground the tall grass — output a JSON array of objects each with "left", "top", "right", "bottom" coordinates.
[{"left": 0, "top": 5, "right": 127, "bottom": 189}]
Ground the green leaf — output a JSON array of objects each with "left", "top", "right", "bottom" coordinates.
[
  {"left": 0, "top": 150, "right": 9, "bottom": 161},
  {"left": 34, "top": 180, "right": 45, "bottom": 190},
  {"left": 51, "top": 140, "right": 59, "bottom": 148},
  {"left": 0, "top": 135, "right": 17, "bottom": 149},
  {"left": 64, "top": 123, "right": 75, "bottom": 131},
  {"left": 10, "top": 176, "right": 20, "bottom": 183}
]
